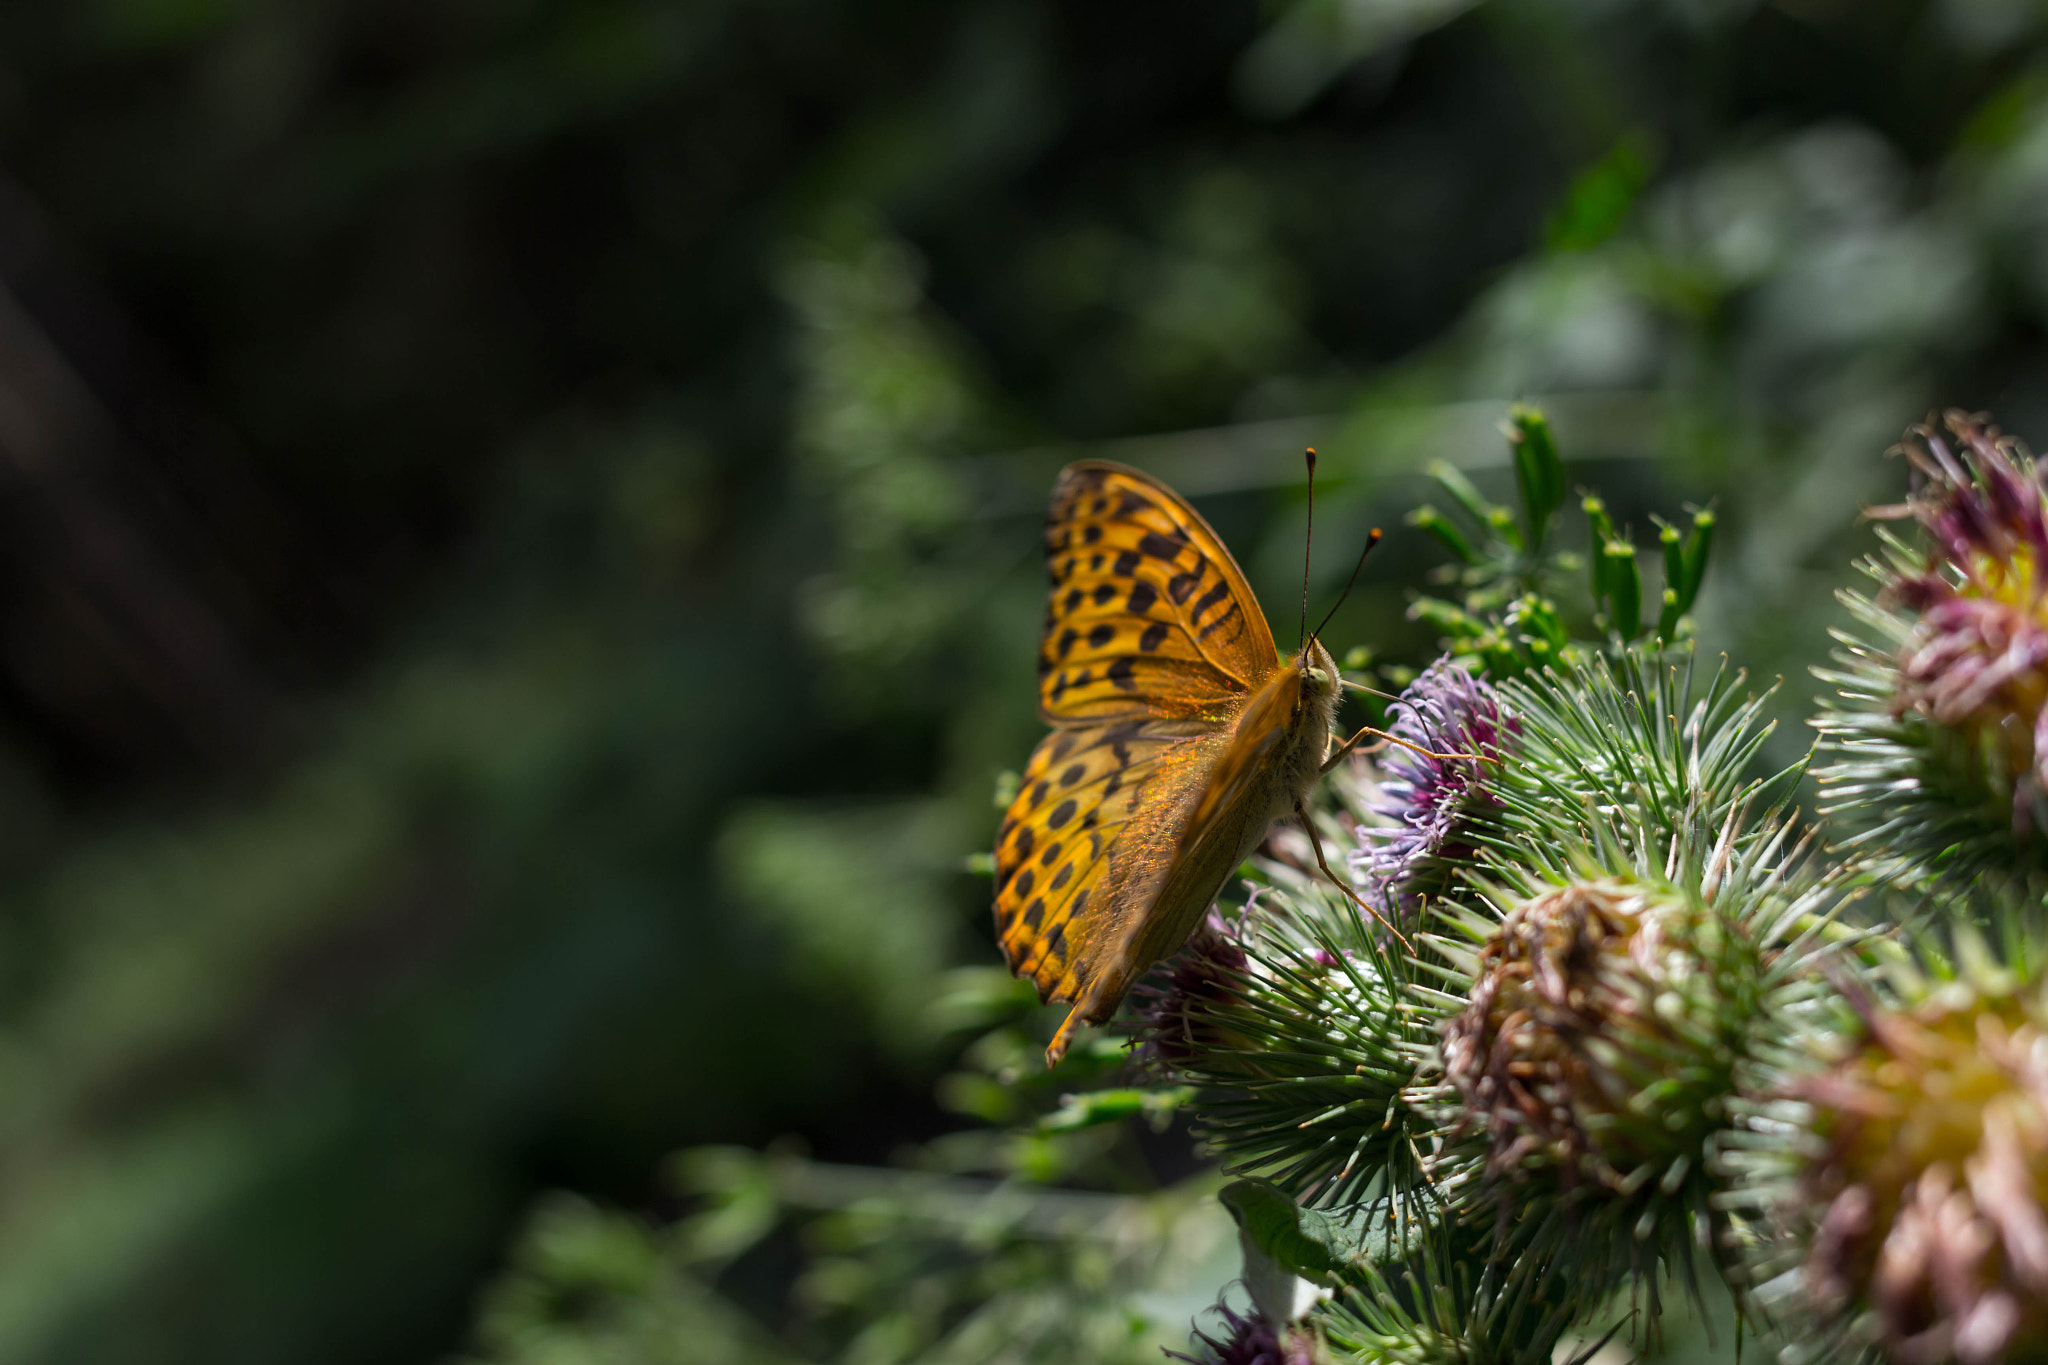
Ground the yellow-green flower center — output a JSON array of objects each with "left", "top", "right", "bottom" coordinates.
[{"left": 1806, "top": 992, "right": 2048, "bottom": 1362}]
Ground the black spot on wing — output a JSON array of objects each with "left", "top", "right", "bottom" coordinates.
[
  {"left": 1022, "top": 900, "right": 1044, "bottom": 931},
  {"left": 1127, "top": 582, "right": 1157, "bottom": 614},
  {"left": 1191, "top": 578, "right": 1232, "bottom": 623},
  {"left": 1139, "top": 621, "right": 1169, "bottom": 651},
  {"left": 1013, "top": 868, "right": 1034, "bottom": 898},
  {"left": 1014, "top": 826, "right": 1034, "bottom": 859},
  {"left": 1038, "top": 839, "right": 1062, "bottom": 866},
  {"left": 1048, "top": 799, "right": 1077, "bottom": 829},
  {"left": 1039, "top": 917, "right": 1068, "bottom": 961},
  {"left": 1087, "top": 623, "right": 1114, "bottom": 648},
  {"left": 1050, "top": 864, "right": 1072, "bottom": 890},
  {"left": 1060, "top": 763, "right": 1085, "bottom": 786},
  {"left": 1051, "top": 734, "right": 1075, "bottom": 762},
  {"left": 1137, "top": 531, "right": 1185, "bottom": 560},
  {"left": 1083, "top": 524, "right": 1102, "bottom": 544},
  {"left": 1092, "top": 583, "right": 1116, "bottom": 605},
  {"left": 1168, "top": 570, "right": 1202, "bottom": 603},
  {"left": 1107, "top": 657, "right": 1136, "bottom": 691},
  {"left": 1113, "top": 549, "right": 1141, "bottom": 577}
]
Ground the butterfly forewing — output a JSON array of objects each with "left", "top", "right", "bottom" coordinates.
[
  {"left": 1038, "top": 463, "right": 1281, "bottom": 722},
  {"left": 993, "top": 718, "right": 1203, "bottom": 1002}
]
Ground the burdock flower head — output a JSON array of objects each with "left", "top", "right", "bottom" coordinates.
[
  {"left": 1350, "top": 658, "right": 1518, "bottom": 927},
  {"left": 1131, "top": 909, "right": 1253, "bottom": 1075},
  {"left": 1881, "top": 415, "right": 2048, "bottom": 821},
  {"left": 1171, "top": 1300, "right": 1321, "bottom": 1365},
  {"left": 1750, "top": 965, "right": 2048, "bottom": 1365},
  {"left": 1424, "top": 868, "right": 1770, "bottom": 1304},
  {"left": 1818, "top": 411, "right": 2048, "bottom": 881},
  {"left": 1438, "top": 878, "right": 1739, "bottom": 1191}
]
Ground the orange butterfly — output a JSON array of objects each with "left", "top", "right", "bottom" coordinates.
[{"left": 993, "top": 459, "right": 1401, "bottom": 1067}]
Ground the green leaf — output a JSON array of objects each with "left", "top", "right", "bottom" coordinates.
[
  {"left": 1218, "top": 1178, "right": 1365, "bottom": 1283},
  {"left": 1545, "top": 130, "right": 1657, "bottom": 253},
  {"left": 1037, "top": 1088, "right": 1148, "bottom": 1132},
  {"left": 1037, "top": 1086, "right": 1191, "bottom": 1133}
]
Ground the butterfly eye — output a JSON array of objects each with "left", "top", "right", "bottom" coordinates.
[{"left": 1306, "top": 666, "right": 1331, "bottom": 688}]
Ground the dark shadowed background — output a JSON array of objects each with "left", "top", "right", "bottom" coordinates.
[{"left": 0, "top": 1, "right": 2042, "bottom": 1361}]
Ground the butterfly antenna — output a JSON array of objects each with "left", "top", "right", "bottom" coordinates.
[
  {"left": 1310, "top": 528, "right": 1383, "bottom": 645},
  {"left": 1298, "top": 448, "right": 1316, "bottom": 651}
]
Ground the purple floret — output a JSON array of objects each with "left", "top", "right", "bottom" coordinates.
[
  {"left": 1347, "top": 658, "right": 1517, "bottom": 927},
  {"left": 1130, "top": 909, "right": 1250, "bottom": 1073},
  {"left": 1168, "top": 1301, "right": 1319, "bottom": 1365}
]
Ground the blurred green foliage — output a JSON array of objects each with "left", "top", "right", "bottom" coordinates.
[{"left": 0, "top": 0, "right": 2043, "bottom": 1362}]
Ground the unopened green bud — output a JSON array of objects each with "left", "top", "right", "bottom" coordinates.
[
  {"left": 1681, "top": 510, "right": 1714, "bottom": 610},
  {"left": 1604, "top": 541, "right": 1641, "bottom": 640},
  {"left": 1406, "top": 505, "right": 1478, "bottom": 565},
  {"left": 1509, "top": 407, "right": 1566, "bottom": 555}
]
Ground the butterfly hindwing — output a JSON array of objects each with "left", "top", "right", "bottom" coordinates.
[
  {"left": 1038, "top": 462, "right": 1281, "bottom": 722},
  {"left": 993, "top": 718, "right": 1202, "bottom": 1003}
]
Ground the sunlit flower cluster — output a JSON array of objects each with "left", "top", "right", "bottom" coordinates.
[
  {"left": 1875, "top": 413, "right": 2048, "bottom": 833},
  {"left": 1785, "top": 981, "right": 2048, "bottom": 1365}
]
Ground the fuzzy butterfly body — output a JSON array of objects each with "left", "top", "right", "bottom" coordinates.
[{"left": 994, "top": 461, "right": 1345, "bottom": 1066}]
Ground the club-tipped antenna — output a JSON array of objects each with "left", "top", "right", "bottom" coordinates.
[
  {"left": 1298, "top": 448, "right": 1316, "bottom": 650},
  {"left": 1310, "top": 528, "right": 1383, "bottom": 645}
]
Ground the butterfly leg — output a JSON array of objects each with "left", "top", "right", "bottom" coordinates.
[
  {"left": 1320, "top": 724, "right": 1491, "bottom": 775},
  {"left": 1294, "top": 801, "right": 1412, "bottom": 952}
]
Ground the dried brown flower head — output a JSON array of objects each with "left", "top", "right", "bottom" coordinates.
[{"left": 1440, "top": 878, "right": 1734, "bottom": 1189}]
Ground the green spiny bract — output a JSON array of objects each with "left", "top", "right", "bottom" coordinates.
[
  {"left": 1399, "top": 654, "right": 1840, "bottom": 1327},
  {"left": 1142, "top": 649, "right": 1840, "bottom": 1360}
]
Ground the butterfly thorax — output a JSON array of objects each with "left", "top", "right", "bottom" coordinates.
[{"left": 1268, "top": 635, "right": 1343, "bottom": 818}]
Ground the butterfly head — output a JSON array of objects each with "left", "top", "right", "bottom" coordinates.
[{"left": 1293, "top": 635, "right": 1341, "bottom": 710}]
